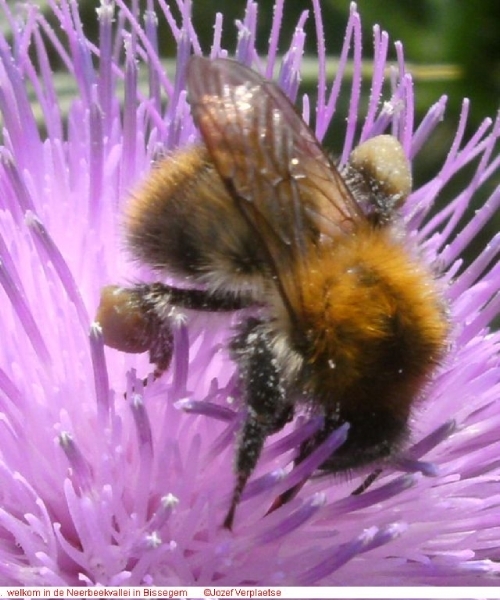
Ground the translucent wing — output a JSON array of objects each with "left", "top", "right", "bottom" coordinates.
[{"left": 186, "top": 56, "right": 365, "bottom": 315}]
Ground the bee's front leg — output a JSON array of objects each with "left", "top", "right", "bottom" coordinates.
[
  {"left": 224, "top": 319, "right": 293, "bottom": 529},
  {"left": 96, "top": 282, "right": 252, "bottom": 376}
]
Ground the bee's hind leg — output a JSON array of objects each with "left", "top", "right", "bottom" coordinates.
[{"left": 224, "top": 318, "right": 294, "bottom": 529}]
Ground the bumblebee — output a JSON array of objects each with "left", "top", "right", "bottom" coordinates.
[{"left": 97, "top": 57, "right": 448, "bottom": 529}]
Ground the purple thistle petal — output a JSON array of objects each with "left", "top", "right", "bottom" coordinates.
[
  {"left": 318, "top": 4, "right": 362, "bottom": 147},
  {"left": 296, "top": 522, "right": 407, "bottom": 584},
  {"left": 270, "top": 423, "right": 349, "bottom": 498},
  {"left": 96, "top": 1, "right": 115, "bottom": 121},
  {"left": 324, "top": 474, "right": 419, "bottom": 517},
  {"left": 121, "top": 35, "right": 140, "bottom": 186},
  {"left": 209, "top": 12, "right": 224, "bottom": 59},
  {"left": 410, "top": 94, "right": 448, "bottom": 157},
  {"left": 0, "top": 250, "right": 50, "bottom": 363},
  {"left": 359, "top": 26, "right": 389, "bottom": 141},
  {"left": 114, "top": 0, "right": 174, "bottom": 99},
  {"left": 264, "top": 0, "right": 284, "bottom": 79},
  {"left": 405, "top": 419, "right": 457, "bottom": 458},
  {"left": 59, "top": 433, "right": 94, "bottom": 494},
  {"left": 393, "top": 457, "right": 439, "bottom": 478},
  {"left": 251, "top": 492, "right": 327, "bottom": 545},
  {"left": 342, "top": 7, "right": 362, "bottom": 160},
  {"left": 277, "top": 13, "right": 307, "bottom": 103},
  {"left": 235, "top": 2, "right": 258, "bottom": 66},
  {"left": 89, "top": 323, "right": 111, "bottom": 418},
  {"left": 263, "top": 415, "right": 324, "bottom": 462},
  {"left": 26, "top": 212, "right": 89, "bottom": 331},
  {"left": 176, "top": 398, "right": 236, "bottom": 422}
]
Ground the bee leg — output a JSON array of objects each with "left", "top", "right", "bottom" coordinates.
[
  {"left": 351, "top": 468, "right": 383, "bottom": 495},
  {"left": 97, "top": 282, "right": 253, "bottom": 378},
  {"left": 224, "top": 319, "right": 293, "bottom": 529},
  {"left": 96, "top": 284, "right": 175, "bottom": 378},
  {"left": 143, "top": 283, "right": 254, "bottom": 312}
]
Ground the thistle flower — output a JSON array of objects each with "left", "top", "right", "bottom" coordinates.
[{"left": 0, "top": 0, "right": 499, "bottom": 587}]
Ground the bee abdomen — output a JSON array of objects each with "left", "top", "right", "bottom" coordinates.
[{"left": 294, "top": 228, "right": 448, "bottom": 466}]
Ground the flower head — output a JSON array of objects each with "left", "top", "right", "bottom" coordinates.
[{"left": 0, "top": 0, "right": 499, "bottom": 586}]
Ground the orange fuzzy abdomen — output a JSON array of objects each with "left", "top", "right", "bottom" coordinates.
[{"left": 293, "top": 227, "right": 448, "bottom": 462}]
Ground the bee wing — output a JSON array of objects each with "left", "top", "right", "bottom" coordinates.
[{"left": 186, "top": 56, "right": 364, "bottom": 312}]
